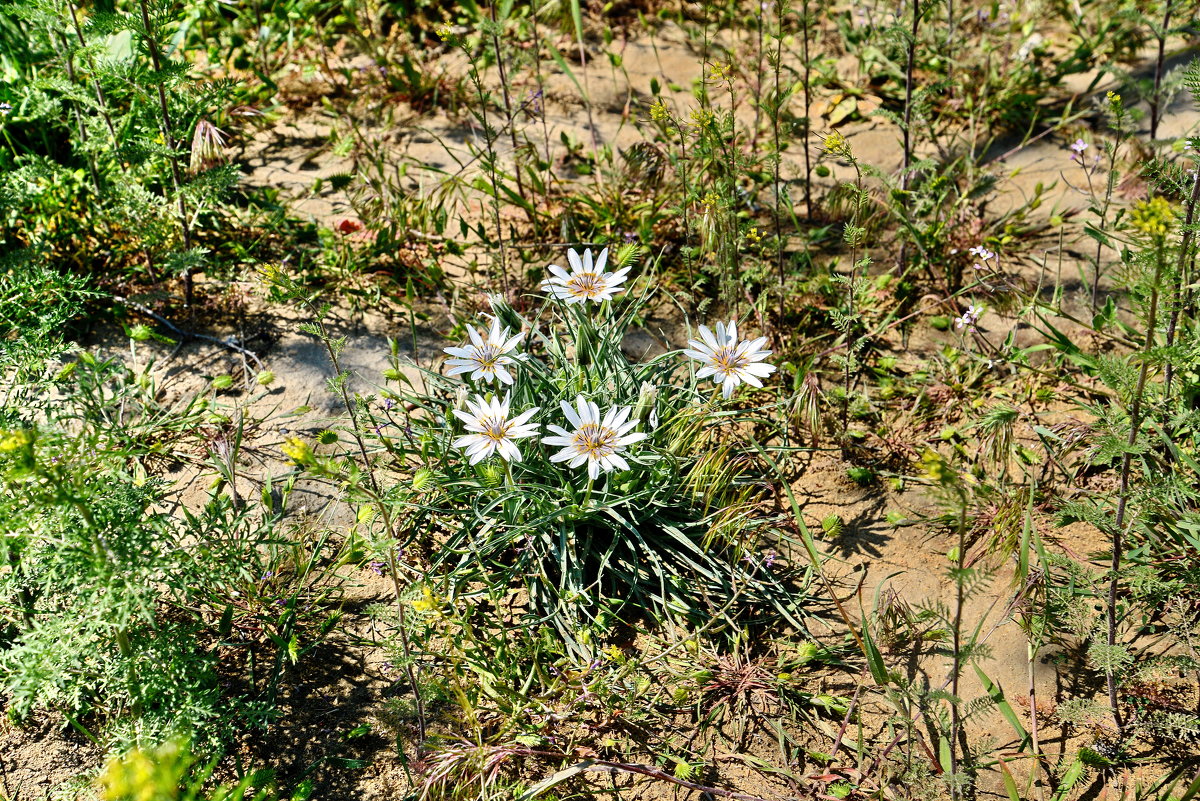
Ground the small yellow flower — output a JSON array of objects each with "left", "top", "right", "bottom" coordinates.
[
  {"left": 282, "top": 436, "right": 314, "bottom": 466},
  {"left": 648, "top": 99, "right": 671, "bottom": 124},
  {"left": 708, "top": 61, "right": 732, "bottom": 82},
  {"left": 920, "top": 449, "right": 956, "bottom": 486},
  {"left": 258, "top": 263, "right": 283, "bottom": 284},
  {"left": 0, "top": 429, "right": 33, "bottom": 453},
  {"left": 689, "top": 107, "right": 715, "bottom": 129},
  {"left": 411, "top": 585, "right": 442, "bottom": 614},
  {"left": 699, "top": 190, "right": 721, "bottom": 212},
  {"left": 821, "top": 131, "right": 852, "bottom": 159},
  {"left": 745, "top": 226, "right": 763, "bottom": 245},
  {"left": 434, "top": 22, "right": 454, "bottom": 41},
  {"left": 1130, "top": 196, "right": 1174, "bottom": 238}
]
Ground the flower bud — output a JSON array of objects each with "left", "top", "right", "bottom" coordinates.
[
  {"left": 412, "top": 467, "right": 436, "bottom": 492},
  {"left": 486, "top": 293, "right": 523, "bottom": 335},
  {"left": 633, "top": 382, "right": 658, "bottom": 427},
  {"left": 479, "top": 460, "right": 504, "bottom": 488}
]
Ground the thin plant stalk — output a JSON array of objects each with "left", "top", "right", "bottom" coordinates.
[
  {"left": 462, "top": 48, "right": 510, "bottom": 294},
  {"left": 1163, "top": 167, "right": 1200, "bottom": 397},
  {"left": 840, "top": 158, "right": 864, "bottom": 437},
  {"left": 66, "top": 1, "right": 119, "bottom": 146},
  {"left": 898, "top": 0, "right": 919, "bottom": 276},
  {"left": 772, "top": 3, "right": 785, "bottom": 331},
  {"left": 489, "top": 5, "right": 537, "bottom": 233},
  {"left": 301, "top": 301, "right": 428, "bottom": 743},
  {"left": 1091, "top": 131, "right": 1125, "bottom": 309},
  {"left": 1150, "top": 0, "right": 1173, "bottom": 143},
  {"left": 531, "top": 8, "right": 554, "bottom": 232},
  {"left": 752, "top": 6, "right": 764, "bottom": 146},
  {"left": 136, "top": 0, "right": 195, "bottom": 306},
  {"left": 801, "top": 0, "right": 813, "bottom": 218},
  {"left": 949, "top": 493, "right": 967, "bottom": 800},
  {"left": 1107, "top": 236, "right": 1167, "bottom": 732},
  {"left": 56, "top": 31, "right": 101, "bottom": 194}
]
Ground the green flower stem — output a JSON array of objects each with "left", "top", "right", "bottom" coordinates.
[{"left": 1107, "top": 235, "right": 1166, "bottom": 733}]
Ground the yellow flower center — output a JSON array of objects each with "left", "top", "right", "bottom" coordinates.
[
  {"left": 572, "top": 423, "right": 617, "bottom": 457},
  {"left": 568, "top": 272, "right": 605, "bottom": 299},
  {"left": 473, "top": 344, "right": 503, "bottom": 369},
  {"left": 480, "top": 415, "right": 512, "bottom": 443},
  {"left": 711, "top": 346, "right": 749, "bottom": 375}
]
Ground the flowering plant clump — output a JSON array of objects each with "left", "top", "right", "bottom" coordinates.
[{"left": 378, "top": 245, "right": 804, "bottom": 655}]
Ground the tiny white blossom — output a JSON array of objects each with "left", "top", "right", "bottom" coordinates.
[
  {"left": 542, "top": 247, "right": 631, "bottom": 304},
  {"left": 968, "top": 245, "right": 995, "bottom": 262},
  {"left": 452, "top": 393, "right": 539, "bottom": 464},
  {"left": 444, "top": 317, "right": 526, "bottom": 385},
  {"left": 542, "top": 396, "right": 648, "bottom": 480},
  {"left": 684, "top": 320, "right": 776, "bottom": 399},
  {"left": 956, "top": 304, "right": 983, "bottom": 331}
]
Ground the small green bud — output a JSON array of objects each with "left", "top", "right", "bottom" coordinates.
[
  {"left": 412, "top": 468, "right": 436, "bottom": 492},
  {"left": 127, "top": 324, "right": 154, "bottom": 342},
  {"left": 479, "top": 460, "right": 504, "bottom": 488},
  {"left": 795, "top": 640, "right": 821, "bottom": 664}
]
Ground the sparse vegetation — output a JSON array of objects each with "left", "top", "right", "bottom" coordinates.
[{"left": 2, "top": 0, "right": 1200, "bottom": 798}]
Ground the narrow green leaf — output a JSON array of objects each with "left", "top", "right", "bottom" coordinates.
[{"left": 974, "top": 664, "right": 1030, "bottom": 748}]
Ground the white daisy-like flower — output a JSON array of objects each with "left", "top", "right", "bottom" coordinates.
[
  {"left": 541, "top": 247, "right": 631, "bottom": 304},
  {"left": 452, "top": 393, "right": 540, "bottom": 464},
  {"left": 542, "top": 396, "right": 648, "bottom": 480},
  {"left": 444, "top": 317, "right": 526, "bottom": 385},
  {"left": 684, "top": 319, "right": 776, "bottom": 399}
]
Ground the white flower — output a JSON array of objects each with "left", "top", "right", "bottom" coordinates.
[
  {"left": 684, "top": 320, "right": 776, "bottom": 399},
  {"left": 542, "top": 247, "right": 631, "bottom": 304},
  {"left": 968, "top": 245, "right": 995, "bottom": 262},
  {"left": 451, "top": 393, "right": 540, "bottom": 464},
  {"left": 956, "top": 305, "right": 983, "bottom": 331},
  {"left": 542, "top": 396, "right": 648, "bottom": 480},
  {"left": 444, "top": 317, "right": 525, "bottom": 385}
]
